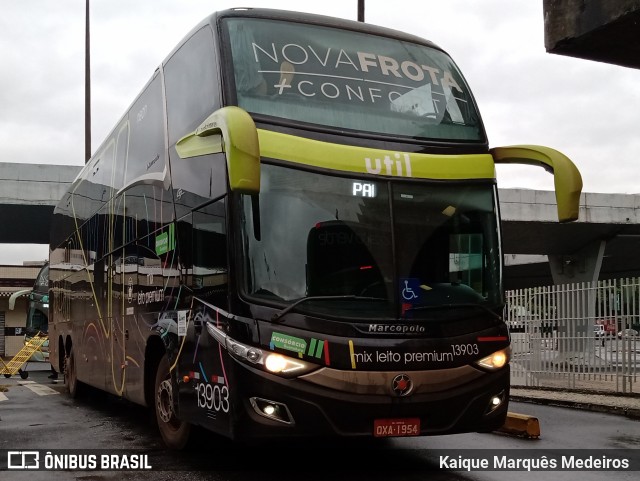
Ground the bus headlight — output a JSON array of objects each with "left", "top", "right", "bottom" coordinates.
[
  {"left": 476, "top": 347, "right": 510, "bottom": 371},
  {"left": 241, "top": 347, "right": 317, "bottom": 378},
  {"left": 264, "top": 353, "right": 311, "bottom": 375},
  {"left": 207, "top": 322, "right": 319, "bottom": 378}
]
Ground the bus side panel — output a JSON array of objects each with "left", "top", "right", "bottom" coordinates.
[
  {"left": 113, "top": 194, "right": 177, "bottom": 404},
  {"left": 176, "top": 316, "right": 234, "bottom": 438},
  {"left": 172, "top": 198, "right": 233, "bottom": 436}
]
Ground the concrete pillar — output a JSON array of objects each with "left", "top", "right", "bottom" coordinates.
[
  {"left": 548, "top": 239, "right": 606, "bottom": 285},
  {"left": 548, "top": 240, "right": 606, "bottom": 364}
]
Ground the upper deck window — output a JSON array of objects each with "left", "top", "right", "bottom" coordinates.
[{"left": 225, "top": 18, "right": 483, "bottom": 142}]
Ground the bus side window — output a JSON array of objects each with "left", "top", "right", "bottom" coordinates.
[
  {"left": 125, "top": 73, "right": 165, "bottom": 187},
  {"left": 164, "top": 26, "right": 225, "bottom": 205},
  {"left": 187, "top": 199, "right": 228, "bottom": 307},
  {"left": 164, "top": 26, "right": 219, "bottom": 147},
  {"left": 114, "top": 121, "right": 129, "bottom": 193}
]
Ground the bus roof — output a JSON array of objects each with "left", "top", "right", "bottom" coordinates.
[{"left": 211, "top": 8, "right": 443, "bottom": 51}]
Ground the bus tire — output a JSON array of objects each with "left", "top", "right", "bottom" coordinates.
[
  {"left": 3, "top": 374, "right": 10, "bottom": 378},
  {"left": 154, "top": 353, "right": 190, "bottom": 450},
  {"left": 19, "top": 370, "right": 29, "bottom": 380},
  {"left": 65, "top": 346, "right": 81, "bottom": 398}
]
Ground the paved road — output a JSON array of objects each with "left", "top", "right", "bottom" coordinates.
[{"left": 0, "top": 370, "right": 638, "bottom": 481}]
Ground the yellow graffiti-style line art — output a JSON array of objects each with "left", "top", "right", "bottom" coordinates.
[
  {"left": 70, "top": 182, "right": 106, "bottom": 336},
  {"left": 126, "top": 355, "right": 140, "bottom": 368},
  {"left": 69, "top": 167, "right": 184, "bottom": 397},
  {"left": 170, "top": 295, "right": 195, "bottom": 373}
]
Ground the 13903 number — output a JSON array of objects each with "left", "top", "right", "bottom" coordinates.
[
  {"left": 450, "top": 343, "right": 479, "bottom": 356},
  {"left": 195, "top": 382, "right": 230, "bottom": 413}
]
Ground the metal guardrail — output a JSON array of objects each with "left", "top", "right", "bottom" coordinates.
[{"left": 505, "top": 278, "right": 639, "bottom": 394}]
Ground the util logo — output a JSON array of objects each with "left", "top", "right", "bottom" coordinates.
[{"left": 364, "top": 153, "right": 413, "bottom": 177}]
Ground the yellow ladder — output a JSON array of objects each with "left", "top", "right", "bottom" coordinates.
[{"left": 1, "top": 333, "right": 48, "bottom": 379}]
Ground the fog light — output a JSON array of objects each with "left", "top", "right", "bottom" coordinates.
[
  {"left": 250, "top": 397, "right": 294, "bottom": 425},
  {"left": 485, "top": 391, "right": 506, "bottom": 414}
]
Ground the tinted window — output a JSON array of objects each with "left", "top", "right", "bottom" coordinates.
[
  {"left": 126, "top": 73, "right": 165, "bottom": 185},
  {"left": 165, "top": 26, "right": 219, "bottom": 146},
  {"left": 225, "top": 18, "right": 483, "bottom": 142},
  {"left": 240, "top": 164, "right": 501, "bottom": 320},
  {"left": 114, "top": 121, "right": 129, "bottom": 190}
]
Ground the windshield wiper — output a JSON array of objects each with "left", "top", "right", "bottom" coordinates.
[
  {"left": 405, "top": 303, "right": 502, "bottom": 321},
  {"left": 271, "top": 295, "right": 386, "bottom": 322}
]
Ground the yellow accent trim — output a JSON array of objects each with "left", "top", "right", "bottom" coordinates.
[
  {"left": 176, "top": 106, "right": 260, "bottom": 193},
  {"left": 176, "top": 132, "right": 223, "bottom": 158},
  {"left": 257, "top": 129, "right": 495, "bottom": 180},
  {"left": 348, "top": 340, "right": 356, "bottom": 370},
  {"left": 491, "top": 145, "right": 582, "bottom": 222}
]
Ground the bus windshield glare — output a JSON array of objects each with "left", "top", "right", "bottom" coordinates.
[
  {"left": 240, "top": 164, "right": 501, "bottom": 320},
  {"left": 226, "top": 18, "right": 484, "bottom": 142}
]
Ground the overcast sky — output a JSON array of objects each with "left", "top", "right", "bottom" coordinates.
[{"left": 1, "top": 0, "right": 639, "bottom": 264}]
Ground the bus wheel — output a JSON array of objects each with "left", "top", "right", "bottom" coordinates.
[
  {"left": 3, "top": 374, "right": 10, "bottom": 379},
  {"left": 154, "top": 354, "right": 190, "bottom": 450},
  {"left": 19, "top": 370, "right": 29, "bottom": 380},
  {"left": 65, "top": 347, "right": 81, "bottom": 398}
]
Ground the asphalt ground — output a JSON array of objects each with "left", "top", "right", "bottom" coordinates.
[{"left": 4, "top": 360, "right": 639, "bottom": 421}]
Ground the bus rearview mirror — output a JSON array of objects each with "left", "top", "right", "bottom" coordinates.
[
  {"left": 176, "top": 106, "right": 260, "bottom": 194},
  {"left": 491, "top": 145, "right": 582, "bottom": 222}
]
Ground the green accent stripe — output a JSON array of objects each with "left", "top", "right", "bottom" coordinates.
[
  {"left": 308, "top": 338, "right": 317, "bottom": 357},
  {"left": 257, "top": 129, "right": 495, "bottom": 180},
  {"left": 315, "top": 340, "right": 324, "bottom": 358},
  {"left": 169, "top": 223, "right": 175, "bottom": 250}
]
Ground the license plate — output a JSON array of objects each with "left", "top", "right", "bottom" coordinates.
[{"left": 373, "top": 418, "right": 420, "bottom": 437}]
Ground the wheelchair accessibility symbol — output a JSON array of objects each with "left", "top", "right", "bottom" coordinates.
[{"left": 400, "top": 278, "right": 421, "bottom": 303}]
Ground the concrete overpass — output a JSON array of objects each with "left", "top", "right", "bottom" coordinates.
[
  {"left": 0, "top": 163, "right": 80, "bottom": 244},
  {"left": 544, "top": 0, "right": 640, "bottom": 69},
  {"left": 2, "top": 162, "right": 639, "bottom": 290},
  {"left": 500, "top": 189, "right": 640, "bottom": 289}
]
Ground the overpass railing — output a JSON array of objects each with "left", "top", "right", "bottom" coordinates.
[{"left": 505, "top": 278, "right": 639, "bottom": 394}]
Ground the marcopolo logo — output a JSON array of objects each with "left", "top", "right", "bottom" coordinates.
[{"left": 368, "top": 324, "right": 426, "bottom": 334}]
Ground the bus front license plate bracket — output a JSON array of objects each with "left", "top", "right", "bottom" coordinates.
[{"left": 373, "top": 418, "right": 420, "bottom": 437}]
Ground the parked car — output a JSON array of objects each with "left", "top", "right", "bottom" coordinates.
[
  {"left": 618, "top": 328, "right": 639, "bottom": 339},
  {"left": 594, "top": 325, "right": 606, "bottom": 339}
]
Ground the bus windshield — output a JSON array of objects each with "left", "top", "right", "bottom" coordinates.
[
  {"left": 225, "top": 17, "right": 484, "bottom": 142},
  {"left": 240, "top": 164, "right": 501, "bottom": 320}
]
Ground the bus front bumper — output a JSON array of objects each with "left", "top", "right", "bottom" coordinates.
[{"left": 230, "top": 363, "right": 510, "bottom": 440}]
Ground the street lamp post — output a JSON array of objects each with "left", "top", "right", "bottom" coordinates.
[{"left": 85, "top": 0, "right": 91, "bottom": 164}]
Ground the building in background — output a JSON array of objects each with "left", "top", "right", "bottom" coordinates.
[{"left": 0, "top": 262, "right": 45, "bottom": 357}]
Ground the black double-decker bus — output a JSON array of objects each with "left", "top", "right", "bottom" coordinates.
[{"left": 49, "top": 8, "right": 581, "bottom": 449}]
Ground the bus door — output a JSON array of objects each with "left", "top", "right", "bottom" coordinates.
[
  {"left": 176, "top": 199, "right": 232, "bottom": 435},
  {"left": 109, "top": 244, "right": 139, "bottom": 396},
  {"left": 137, "top": 237, "right": 174, "bottom": 402}
]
